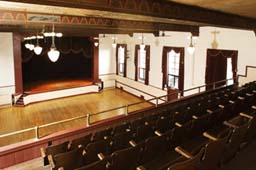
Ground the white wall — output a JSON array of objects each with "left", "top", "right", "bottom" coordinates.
[
  {"left": 0, "top": 33, "right": 15, "bottom": 106},
  {"left": 98, "top": 27, "right": 256, "bottom": 97},
  {"left": 194, "top": 27, "right": 256, "bottom": 86},
  {"left": 239, "top": 67, "right": 256, "bottom": 86}
]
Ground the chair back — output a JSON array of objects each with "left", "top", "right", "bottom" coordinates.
[
  {"left": 168, "top": 148, "right": 205, "bottom": 170},
  {"left": 111, "top": 145, "right": 142, "bottom": 170}
]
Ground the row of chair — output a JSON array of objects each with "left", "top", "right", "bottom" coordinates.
[{"left": 41, "top": 81, "right": 256, "bottom": 170}]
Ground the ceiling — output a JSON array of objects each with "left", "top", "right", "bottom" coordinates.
[
  {"left": 169, "top": 0, "right": 256, "bottom": 19},
  {"left": 0, "top": 0, "right": 255, "bottom": 37}
]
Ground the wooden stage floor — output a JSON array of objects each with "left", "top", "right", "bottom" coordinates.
[
  {"left": 23, "top": 78, "right": 93, "bottom": 94},
  {"left": 0, "top": 88, "right": 152, "bottom": 146}
]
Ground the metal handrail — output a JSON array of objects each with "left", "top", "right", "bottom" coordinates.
[
  {"left": 0, "top": 78, "right": 236, "bottom": 141},
  {"left": 0, "top": 127, "right": 36, "bottom": 138},
  {"left": 39, "top": 115, "right": 88, "bottom": 128}
]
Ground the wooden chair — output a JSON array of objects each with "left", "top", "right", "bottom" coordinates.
[
  {"left": 199, "top": 131, "right": 230, "bottom": 170},
  {"left": 110, "top": 145, "right": 142, "bottom": 170},
  {"left": 155, "top": 116, "right": 173, "bottom": 133},
  {"left": 70, "top": 133, "right": 92, "bottom": 150},
  {"left": 167, "top": 147, "right": 205, "bottom": 170},
  {"left": 113, "top": 122, "right": 131, "bottom": 134},
  {"left": 42, "top": 141, "right": 70, "bottom": 167},
  {"left": 92, "top": 128, "right": 113, "bottom": 141},
  {"left": 74, "top": 159, "right": 107, "bottom": 170},
  {"left": 111, "top": 130, "right": 134, "bottom": 153},
  {"left": 137, "top": 133, "right": 182, "bottom": 170},
  {"left": 221, "top": 123, "right": 248, "bottom": 164},
  {"left": 85, "top": 139, "right": 109, "bottom": 165},
  {"left": 134, "top": 124, "right": 155, "bottom": 143},
  {"left": 54, "top": 147, "right": 85, "bottom": 170}
]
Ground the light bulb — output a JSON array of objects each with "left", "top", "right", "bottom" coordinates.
[
  {"left": 25, "top": 43, "right": 30, "bottom": 49},
  {"left": 94, "top": 42, "right": 99, "bottom": 47},
  {"left": 187, "top": 45, "right": 195, "bottom": 55},
  {"left": 112, "top": 43, "right": 117, "bottom": 48},
  {"left": 48, "top": 48, "right": 60, "bottom": 62},
  {"left": 28, "top": 44, "right": 35, "bottom": 51},
  {"left": 34, "top": 45, "right": 43, "bottom": 55}
]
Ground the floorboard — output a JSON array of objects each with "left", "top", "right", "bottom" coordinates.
[{"left": 0, "top": 88, "right": 152, "bottom": 146}]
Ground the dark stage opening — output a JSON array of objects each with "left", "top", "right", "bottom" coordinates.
[{"left": 22, "top": 37, "right": 93, "bottom": 93}]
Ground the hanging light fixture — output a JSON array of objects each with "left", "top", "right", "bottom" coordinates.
[
  {"left": 112, "top": 36, "right": 117, "bottom": 48},
  {"left": 140, "top": 33, "right": 145, "bottom": 50},
  {"left": 48, "top": 24, "right": 60, "bottom": 62},
  {"left": 187, "top": 35, "right": 195, "bottom": 55},
  {"left": 34, "top": 35, "right": 43, "bottom": 55},
  {"left": 94, "top": 42, "right": 99, "bottom": 47},
  {"left": 27, "top": 38, "right": 35, "bottom": 51},
  {"left": 25, "top": 42, "right": 30, "bottom": 49}
]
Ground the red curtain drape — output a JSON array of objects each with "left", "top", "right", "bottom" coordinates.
[
  {"left": 205, "top": 49, "right": 238, "bottom": 89},
  {"left": 162, "top": 46, "right": 184, "bottom": 93},
  {"left": 145, "top": 45, "right": 150, "bottom": 85},
  {"left": 116, "top": 44, "right": 127, "bottom": 77},
  {"left": 134, "top": 45, "right": 140, "bottom": 81}
]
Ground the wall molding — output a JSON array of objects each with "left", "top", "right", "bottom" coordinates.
[{"left": 238, "top": 65, "right": 256, "bottom": 78}]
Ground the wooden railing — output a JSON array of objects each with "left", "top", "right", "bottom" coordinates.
[{"left": 0, "top": 78, "right": 236, "bottom": 143}]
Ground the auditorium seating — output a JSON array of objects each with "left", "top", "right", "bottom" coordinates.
[
  {"left": 167, "top": 147, "right": 205, "bottom": 170},
  {"left": 41, "top": 81, "right": 256, "bottom": 170}
]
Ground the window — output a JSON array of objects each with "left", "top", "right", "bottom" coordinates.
[
  {"left": 118, "top": 46, "right": 125, "bottom": 75},
  {"left": 116, "top": 44, "right": 127, "bottom": 77},
  {"left": 135, "top": 45, "right": 150, "bottom": 85},
  {"left": 226, "top": 57, "right": 234, "bottom": 85},
  {"left": 167, "top": 50, "right": 180, "bottom": 89},
  {"left": 162, "top": 47, "right": 184, "bottom": 92},
  {"left": 138, "top": 49, "right": 146, "bottom": 81}
]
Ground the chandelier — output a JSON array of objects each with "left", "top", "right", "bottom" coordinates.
[
  {"left": 23, "top": 25, "right": 63, "bottom": 62},
  {"left": 112, "top": 36, "right": 117, "bottom": 48},
  {"left": 47, "top": 24, "right": 60, "bottom": 62},
  {"left": 187, "top": 35, "right": 195, "bottom": 55}
]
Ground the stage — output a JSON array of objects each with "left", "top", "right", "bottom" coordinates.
[
  {"left": 24, "top": 78, "right": 94, "bottom": 94},
  {"left": 20, "top": 79, "right": 99, "bottom": 105}
]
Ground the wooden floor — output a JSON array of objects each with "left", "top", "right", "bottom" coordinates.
[{"left": 0, "top": 88, "right": 152, "bottom": 146}]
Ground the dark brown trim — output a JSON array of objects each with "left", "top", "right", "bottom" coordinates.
[
  {"left": 12, "top": 33, "right": 23, "bottom": 94},
  {"left": 3, "top": 0, "right": 255, "bottom": 30},
  {"left": 0, "top": 10, "right": 199, "bottom": 37},
  {"left": 92, "top": 41, "right": 99, "bottom": 83}
]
